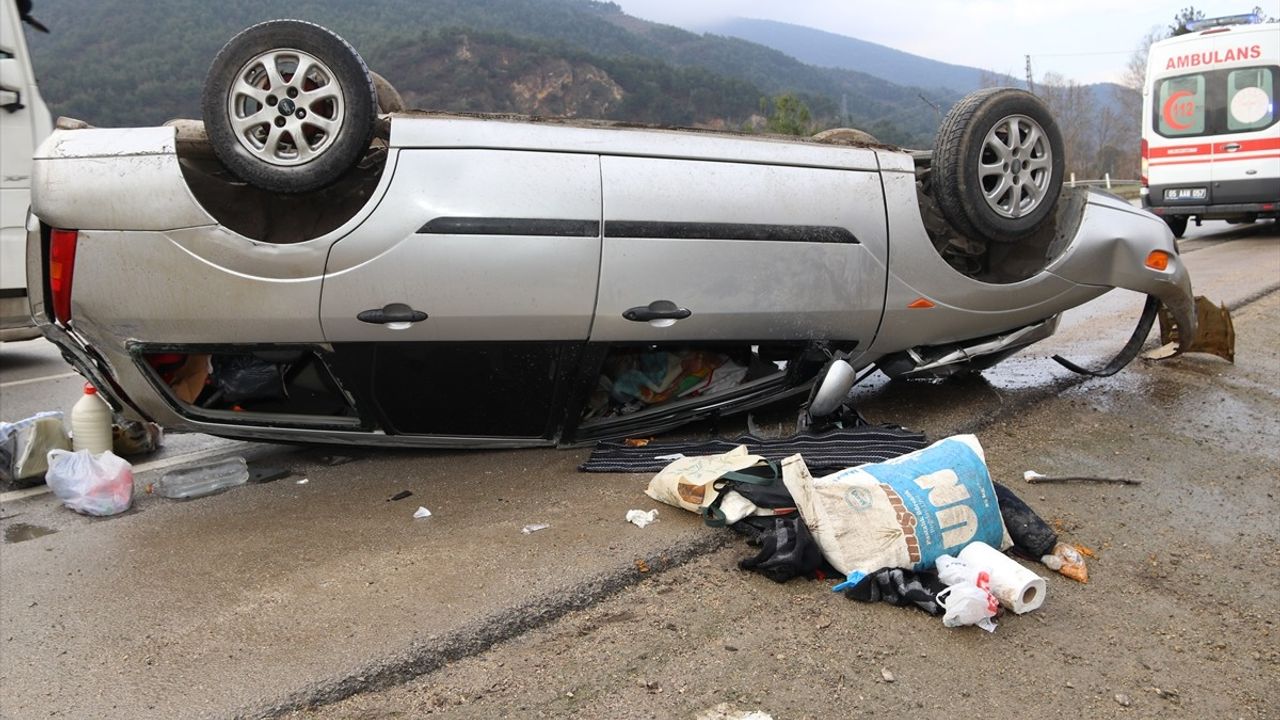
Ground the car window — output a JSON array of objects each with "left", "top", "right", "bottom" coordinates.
[
  {"left": 1157, "top": 74, "right": 1207, "bottom": 136},
  {"left": 1154, "top": 65, "right": 1280, "bottom": 138},
  {"left": 1227, "top": 67, "right": 1275, "bottom": 132}
]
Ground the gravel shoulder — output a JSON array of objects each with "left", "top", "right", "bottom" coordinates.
[{"left": 298, "top": 292, "right": 1280, "bottom": 720}]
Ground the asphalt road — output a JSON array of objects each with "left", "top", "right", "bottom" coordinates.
[{"left": 0, "top": 219, "right": 1276, "bottom": 719}]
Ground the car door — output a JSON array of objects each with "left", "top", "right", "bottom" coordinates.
[
  {"left": 1212, "top": 61, "right": 1279, "bottom": 204},
  {"left": 319, "top": 149, "right": 601, "bottom": 439},
  {"left": 590, "top": 154, "right": 887, "bottom": 346}
]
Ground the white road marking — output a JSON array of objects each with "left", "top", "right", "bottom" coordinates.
[
  {"left": 0, "top": 371, "right": 81, "bottom": 389},
  {"left": 0, "top": 485, "right": 53, "bottom": 503}
]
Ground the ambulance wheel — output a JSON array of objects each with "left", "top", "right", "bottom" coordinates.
[
  {"left": 1164, "top": 215, "right": 1188, "bottom": 238},
  {"left": 203, "top": 20, "right": 378, "bottom": 193},
  {"left": 933, "top": 88, "right": 1065, "bottom": 244}
]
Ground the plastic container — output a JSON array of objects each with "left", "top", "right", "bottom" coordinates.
[
  {"left": 70, "top": 383, "right": 113, "bottom": 454},
  {"left": 154, "top": 456, "right": 249, "bottom": 500}
]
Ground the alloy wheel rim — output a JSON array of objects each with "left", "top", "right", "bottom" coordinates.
[
  {"left": 227, "top": 48, "right": 346, "bottom": 167},
  {"left": 978, "top": 114, "right": 1054, "bottom": 219}
]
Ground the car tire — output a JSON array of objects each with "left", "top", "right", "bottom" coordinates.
[
  {"left": 371, "top": 71, "right": 406, "bottom": 113},
  {"left": 1164, "top": 215, "right": 1188, "bottom": 238},
  {"left": 932, "top": 88, "right": 1065, "bottom": 244},
  {"left": 202, "top": 20, "right": 377, "bottom": 194}
]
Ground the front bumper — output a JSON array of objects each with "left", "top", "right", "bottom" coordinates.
[{"left": 1052, "top": 194, "right": 1198, "bottom": 350}]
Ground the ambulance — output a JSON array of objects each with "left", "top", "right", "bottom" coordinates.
[{"left": 1142, "top": 14, "right": 1279, "bottom": 237}]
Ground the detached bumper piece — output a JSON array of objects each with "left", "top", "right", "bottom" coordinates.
[
  {"left": 1053, "top": 296, "right": 1159, "bottom": 378},
  {"left": 1145, "top": 296, "right": 1236, "bottom": 363}
]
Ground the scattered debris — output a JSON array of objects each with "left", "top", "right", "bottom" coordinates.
[
  {"left": 623, "top": 438, "right": 652, "bottom": 448},
  {"left": 111, "top": 419, "right": 163, "bottom": 457},
  {"left": 653, "top": 453, "right": 685, "bottom": 462},
  {"left": 295, "top": 477, "right": 310, "bottom": 485},
  {"left": 634, "top": 558, "right": 650, "bottom": 573},
  {"left": 1156, "top": 295, "right": 1235, "bottom": 362},
  {"left": 1115, "top": 693, "right": 1133, "bottom": 707},
  {"left": 1041, "top": 542, "right": 1089, "bottom": 583},
  {"left": 0, "top": 411, "right": 69, "bottom": 482},
  {"left": 935, "top": 557, "right": 999, "bottom": 631},
  {"left": 521, "top": 523, "right": 550, "bottom": 534},
  {"left": 1024, "top": 471, "right": 1141, "bottom": 486},
  {"left": 387, "top": 490, "right": 413, "bottom": 502},
  {"left": 154, "top": 456, "right": 249, "bottom": 500},
  {"left": 880, "top": 668, "right": 896, "bottom": 683},
  {"left": 625, "top": 509, "right": 659, "bottom": 528},
  {"left": 318, "top": 454, "right": 358, "bottom": 466},
  {"left": 45, "top": 449, "right": 134, "bottom": 516},
  {"left": 247, "top": 464, "right": 290, "bottom": 484},
  {"left": 695, "top": 703, "right": 773, "bottom": 720},
  {"left": 1148, "top": 686, "right": 1179, "bottom": 700},
  {"left": 1141, "top": 342, "right": 1179, "bottom": 360},
  {"left": 413, "top": 506, "right": 432, "bottom": 519},
  {"left": 785, "top": 436, "right": 1008, "bottom": 576}
]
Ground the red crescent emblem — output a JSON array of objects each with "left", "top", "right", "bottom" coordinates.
[{"left": 1162, "top": 90, "right": 1194, "bottom": 131}]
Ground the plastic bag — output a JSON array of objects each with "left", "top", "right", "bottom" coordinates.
[
  {"left": 45, "top": 449, "right": 134, "bottom": 516},
  {"left": 936, "top": 554, "right": 987, "bottom": 586},
  {"left": 937, "top": 570, "right": 999, "bottom": 632},
  {"left": 0, "top": 411, "right": 70, "bottom": 481}
]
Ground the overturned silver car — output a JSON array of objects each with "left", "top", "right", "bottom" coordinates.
[{"left": 26, "top": 21, "right": 1196, "bottom": 448}]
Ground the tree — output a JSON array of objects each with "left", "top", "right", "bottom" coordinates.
[
  {"left": 1169, "top": 6, "right": 1205, "bottom": 36},
  {"left": 761, "top": 94, "right": 813, "bottom": 136}
]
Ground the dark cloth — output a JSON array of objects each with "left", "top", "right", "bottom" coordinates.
[
  {"left": 993, "top": 482, "right": 1059, "bottom": 558},
  {"left": 736, "top": 516, "right": 834, "bottom": 583},
  {"left": 835, "top": 567, "right": 948, "bottom": 615},
  {"left": 579, "top": 426, "right": 929, "bottom": 474}
]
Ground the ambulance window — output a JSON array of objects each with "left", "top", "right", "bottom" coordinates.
[
  {"left": 1227, "top": 68, "right": 1275, "bottom": 132},
  {"left": 1157, "top": 75, "right": 1206, "bottom": 136}
]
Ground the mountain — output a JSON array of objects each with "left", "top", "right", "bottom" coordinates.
[
  {"left": 701, "top": 17, "right": 1017, "bottom": 94},
  {"left": 702, "top": 17, "right": 1132, "bottom": 119},
  {"left": 21, "top": 0, "right": 957, "bottom": 146}
]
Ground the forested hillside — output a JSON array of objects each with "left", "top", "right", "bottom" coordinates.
[{"left": 23, "top": 0, "right": 958, "bottom": 146}]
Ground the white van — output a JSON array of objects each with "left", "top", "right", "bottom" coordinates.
[
  {"left": 1141, "top": 15, "right": 1279, "bottom": 237},
  {"left": 0, "top": 0, "right": 52, "bottom": 341}
]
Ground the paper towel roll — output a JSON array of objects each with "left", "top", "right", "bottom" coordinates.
[{"left": 958, "top": 541, "right": 1046, "bottom": 614}]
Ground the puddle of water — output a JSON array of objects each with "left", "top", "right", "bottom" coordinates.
[{"left": 4, "top": 523, "right": 58, "bottom": 544}]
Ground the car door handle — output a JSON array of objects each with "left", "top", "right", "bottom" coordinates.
[
  {"left": 357, "top": 303, "right": 428, "bottom": 327},
  {"left": 1223, "top": 143, "right": 1240, "bottom": 152},
  {"left": 623, "top": 300, "right": 692, "bottom": 326}
]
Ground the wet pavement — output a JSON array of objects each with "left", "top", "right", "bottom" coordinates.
[{"left": 0, "top": 222, "right": 1277, "bottom": 719}]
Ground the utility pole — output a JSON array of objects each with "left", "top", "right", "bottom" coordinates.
[{"left": 1025, "top": 54, "right": 1035, "bottom": 94}]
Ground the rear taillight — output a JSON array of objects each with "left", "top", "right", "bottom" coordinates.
[
  {"left": 49, "top": 228, "right": 78, "bottom": 325},
  {"left": 1140, "top": 138, "right": 1149, "bottom": 187}
]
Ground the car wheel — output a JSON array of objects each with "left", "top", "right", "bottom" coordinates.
[
  {"left": 1164, "top": 215, "right": 1188, "bottom": 238},
  {"left": 371, "top": 71, "right": 406, "bottom": 113},
  {"left": 932, "top": 88, "right": 1065, "bottom": 244},
  {"left": 202, "top": 20, "right": 378, "bottom": 194}
]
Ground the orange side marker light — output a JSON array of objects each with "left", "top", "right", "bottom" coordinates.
[
  {"left": 907, "top": 297, "right": 935, "bottom": 309},
  {"left": 1145, "top": 250, "right": 1171, "bottom": 271}
]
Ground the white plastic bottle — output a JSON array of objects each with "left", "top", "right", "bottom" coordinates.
[{"left": 70, "top": 383, "right": 113, "bottom": 454}]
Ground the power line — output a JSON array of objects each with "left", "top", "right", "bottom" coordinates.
[{"left": 1029, "top": 50, "right": 1132, "bottom": 58}]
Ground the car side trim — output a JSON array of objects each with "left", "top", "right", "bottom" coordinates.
[
  {"left": 604, "top": 221, "right": 859, "bottom": 244},
  {"left": 418, "top": 217, "right": 601, "bottom": 237}
]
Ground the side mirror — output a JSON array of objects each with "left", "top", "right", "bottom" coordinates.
[{"left": 807, "top": 359, "right": 856, "bottom": 418}]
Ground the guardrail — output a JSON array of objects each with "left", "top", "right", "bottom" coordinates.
[{"left": 1066, "top": 173, "right": 1140, "bottom": 189}]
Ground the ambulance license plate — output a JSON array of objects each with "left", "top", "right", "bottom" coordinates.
[{"left": 1164, "top": 187, "right": 1207, "bottom": 201}]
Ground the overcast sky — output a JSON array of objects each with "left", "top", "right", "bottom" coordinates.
[{"left": 611, "top": 1, "right": 1268, "bottom": 84}]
